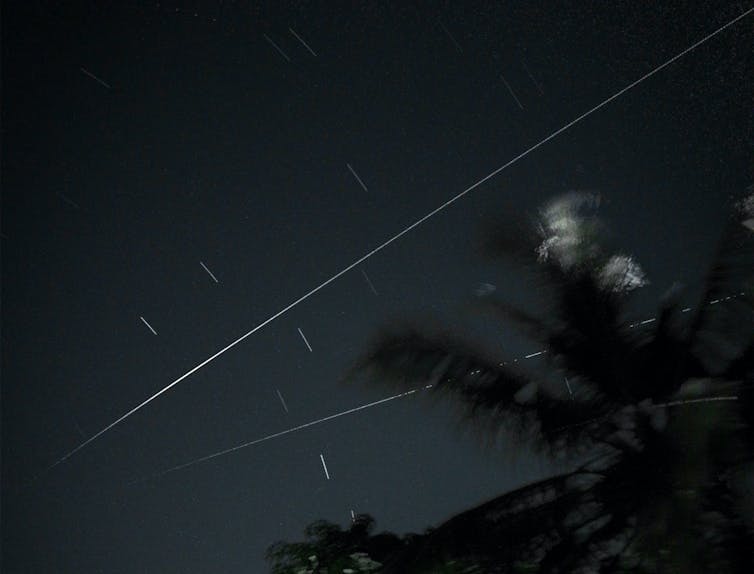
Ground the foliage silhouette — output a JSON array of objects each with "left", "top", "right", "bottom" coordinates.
[
  {"left": 266, "top": 513, "right": 408, "bottom": 573},
  {"left": 268, "top": 191, "right": 754, "bottom": 573}
]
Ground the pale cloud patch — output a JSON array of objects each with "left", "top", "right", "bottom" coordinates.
[
  {"left": 598, "top": 255, "right": 648, "bottom": 292},
  {"left": 535, "top": 192, "right": 602, "bottom": 270}
]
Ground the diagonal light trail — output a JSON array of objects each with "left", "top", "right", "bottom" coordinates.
[
  {"left": 56, "top": 191, "right": 81, "bottom": 209},
  {"left": 439, "top": 22, "right": 463, "bottom": 53},
  {"left": 140, "top": 316, "right": 158, "bottom": 335},
  {"left": 43, "top": 7, "right": 754, "bottom": 474},
  {"left": 132, "top": 388, "right": 421, "bottom": 482},
  {"left": 346, "top": 163, "right": 369, "bottom": 192},
  {"left": 134, "top": 374, "right": 745, "bottom": 483},
  {"left": 319, "top": 454, "right": 331, "bottom": 479},
  {"left": 501, "top": 75, "right": 524, "bottom": 110},
  {"left": 297, "top": 327, "right": 313, "bottom": 352},
  {"left": 289, "top": 27, "right": 318, "bottom": 57},
  {"left": 521, "top": 59, "right": 544, "bottom": 95},
  {"left": 554, "top": 395, "right": 740, "bottom": 434},
  {"left": 200, "top": 261, "right": 219, "bottom": 283},
  {"left": 263, "top": 34, "right": 291, "bottom": 62},
  {"left": 276, "top": 388, "right": 289, "bottom": 413},
  {"left": 361, "top": 268, "right": 379, "bottom": 296},
  {"left": 80, "top": 67, "right": 111, "bottom": 89},
  {"left": 130, "top": 291, "right": 748, "bottom": 483}
]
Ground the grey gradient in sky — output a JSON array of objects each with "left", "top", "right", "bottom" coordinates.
[{"left": 2, "top": 2, "right": 753, "bottom": 573}]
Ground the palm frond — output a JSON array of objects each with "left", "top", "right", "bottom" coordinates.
[
  {"left": 697, "top": 477, "right": 754, "bottom": 574},
  {"left": 466, "top": 297, "right": 554, "bottom": 344},
  {"left": 476, "top": 193, "right": 652, "bottom": 402},
  {"left": 626, "top": 294, "right": 708, "bottom": 401},
  {"left": 538, "top": 512, "right": 632, "bottom": 574},
  {"left": 543, "top": 275, "right": 636, "bottom": 402},
  {"left": 347, "top": 325, "right": 615, "bottom": 457},
  {"left": 340, "top": 191, "right": 754, "bottom": 573},
  {"left": 687, "top": 195, "right": 754, "bottom": 374},
  {"left": 383, "top": 470, "right": 595, "bottom": 573}
]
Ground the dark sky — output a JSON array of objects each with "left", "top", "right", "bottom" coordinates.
[{"left": 2, "top": 1, "right": 752, "bottom": 572}]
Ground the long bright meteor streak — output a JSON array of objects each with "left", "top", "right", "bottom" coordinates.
[
  {"left": 44, "top": 8, "right": 753, "bottom": 474},
  {"left": 138, "top": 388, "right": 420, "bottom": 481}
]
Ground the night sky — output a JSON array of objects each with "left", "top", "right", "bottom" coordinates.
[{"left": 2, "top": 2, "right": 753, "bottom": 572}]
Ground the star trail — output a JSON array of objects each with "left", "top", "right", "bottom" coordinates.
[
  {"left": 4, "top": 3, "right": 752, "bottom": 573},
  {"left": 43, "top": 7, "right": 751, "bottom": 474}
]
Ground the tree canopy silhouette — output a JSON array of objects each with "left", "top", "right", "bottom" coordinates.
[{"left": 268, "top": 190, "right": 754, "bottom": 573}]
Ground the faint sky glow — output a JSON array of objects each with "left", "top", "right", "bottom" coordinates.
[
  {"left": 3, "top": 3, "right": 752, "bottom": 573},
  {"left": 41, "top": 8, "right": 750, "bottom": 475}
]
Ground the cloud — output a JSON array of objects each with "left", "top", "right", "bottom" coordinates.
[
  {"left": 535, "top": 192, "right": 648, "bottom": 292},
  {"left": 535, "top": 192, "right": 602, "bottom": 271},
  {"left": 598, "top": 255, "right": 648, "bottom": 292}
]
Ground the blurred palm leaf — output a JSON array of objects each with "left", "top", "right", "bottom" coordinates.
[
  {"left": 271, "top": 190, "right": 754, "bottom": 573},
  {"left": 347, "top": 190, "right": 754, "bottom": 572}
]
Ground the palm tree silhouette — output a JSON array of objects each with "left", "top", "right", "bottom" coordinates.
[
  {"left": 351, "top": 191, "right": 753, "bottom": 573},
  {"left": 269, "top": 191, "right": 754, "bottom": 573}
]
